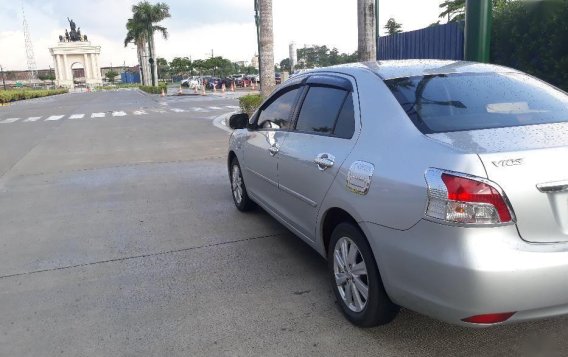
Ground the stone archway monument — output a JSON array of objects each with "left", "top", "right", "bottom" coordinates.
[{"left": 49, "top": 18, "right": 102, "bottom": 88}]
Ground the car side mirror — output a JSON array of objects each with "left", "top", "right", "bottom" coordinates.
[{"left": 229, "top": 113, "right": 249, "bottom": 130}]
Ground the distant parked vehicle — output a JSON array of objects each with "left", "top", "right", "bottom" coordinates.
[{"left": 181, "top": 77, "right": 201, "bottom": 89}]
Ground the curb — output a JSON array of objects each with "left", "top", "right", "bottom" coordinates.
[{"left": 213, "top": 111, "right": 237, "bottom": 133}]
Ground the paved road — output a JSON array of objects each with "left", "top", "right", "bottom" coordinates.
[{"left": 1, "top": 90, "right": 567, "bottom": 356}]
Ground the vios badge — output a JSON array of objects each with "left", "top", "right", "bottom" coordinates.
[{"left": 492, "top": 158, "right": 523, "bottom": 168}]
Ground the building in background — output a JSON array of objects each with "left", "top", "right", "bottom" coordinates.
[
  {"left": 289, "top": 42, "right": 297, "bottom": 72},
  {"left": 251, "top": 54, "right": 259, "bottom": 70}
]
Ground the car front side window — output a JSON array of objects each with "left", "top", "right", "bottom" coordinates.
[{"left": 257, "top": 88, "right": 301, "bottom": 130}]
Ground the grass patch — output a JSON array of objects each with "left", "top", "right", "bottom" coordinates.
[
  {"left": 138, "top": 84, "right": 168, "bottom": 94},
  {"left": 0, "top": 88, "right": 68, "bottom": 104},
  {"left": 238, "top": 94, "right": 263, "bottom": 116},
  {"left": 94, "top": 83, "right": 140, "bottom": 91}
]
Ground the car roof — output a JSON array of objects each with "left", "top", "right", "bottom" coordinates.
[{"left": 309, "top": 60, "right": 521, "bottom": 80}]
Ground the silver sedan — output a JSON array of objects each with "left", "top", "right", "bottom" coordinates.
[{"left": 227, "top": 60, "right": 568, "bottom": 327}]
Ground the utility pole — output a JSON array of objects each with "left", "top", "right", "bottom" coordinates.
[
  {"left": 1, "top": 65, "right": 6, "bottom": 90},
  {"left": 358, "top": 0, "right": 377, "bottom": 62},
  {"left": 464, "top": 0, "right": 492, "bottom": 63}
]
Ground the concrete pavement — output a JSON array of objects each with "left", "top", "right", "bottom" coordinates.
[{"left": 1, "top": 90, "right": 567, "bottom": 356}]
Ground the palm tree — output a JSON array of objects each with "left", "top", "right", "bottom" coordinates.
[
  {"left": 357, "top": 0, "right": 377, "bottom": 62},
  {"left": 124, "top": 18, "right": 150, "bottom": 85},
  {"left": 258, "top": 0, "right": 275, "bottom": 97},
  {"left": 131, "top": 1, "right": 171, "bottom": 86}
]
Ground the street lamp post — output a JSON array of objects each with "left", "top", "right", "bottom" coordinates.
[{"left": 0, "top": 65, "right": 6, "bottom": 90}]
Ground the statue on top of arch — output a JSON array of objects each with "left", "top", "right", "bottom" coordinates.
[{"left": 58, "top": 18, "right": 88, "bottom": 42}]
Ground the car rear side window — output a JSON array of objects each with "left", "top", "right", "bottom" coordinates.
[
  {"left": 334, "top": 94, "right": 355, "bottom": 139},
  {"left": 386, "top": 72, "right": 568, "bottom": 133},
  {"left": 295, "top": 86, "right": 349, "bottom": 136},
  {"left": 257, "top": 88, "right": 300, "bottom": 130}
]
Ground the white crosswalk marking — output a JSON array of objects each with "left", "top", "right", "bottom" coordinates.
[
  {"left": 150, "top": 109, "right": 167, "bottom": 113},
  {"left": 0, "top": 118, "right": 20, "bottom": 124},
  {"left": 69, "top": 114, "right": 85, "bottom": 119},
  {"left": 133, "top": 110, "right": 147, "bottom": 115},
  {"left": 192, "top": 107, "right": 208, "bottom": 112},
  {"left": 91, "top": 112, "right": 105, "bottom": 118},
  {"left": 23, "top": 117, "right": 42, "bottom": 122},
  {"left": 225, "top": 105, "right": 239, "bottom": 109},
  {"left": 170, "top": 108, "right": 186, "bottom": 113},
  {"left": 208, "top": 106, "right": 222, "bottom": 110},
  {"left": 45, "top": 115, "right": 64, "bottom": 121},
  {"left": 112, "top": 111, "right": 127, "bottom": 117}
]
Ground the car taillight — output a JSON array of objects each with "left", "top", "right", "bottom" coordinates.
[{"left": 425, "top": 168, "right": 514, "bottom": 225}]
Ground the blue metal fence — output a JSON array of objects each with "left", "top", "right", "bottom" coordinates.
[
  {"left": 378, "top": 22, "right": 465, "bottom": 61},
  {"left": 121, "top": 72, "right": 141, "bottom": 84}
]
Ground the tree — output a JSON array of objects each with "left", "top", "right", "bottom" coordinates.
[
  {"left": 357, "top": 0, "right": 377, "bottom": 62},
  {"left": 38, "top": 73, "right": 56, "bottom": 82},
  {"left": 105, "top": 70, "right": 119, "bottom": 83},
  {"left": 124, "top": 17, "right": 150, "bottom": 85},
  {"left": 439, "top": 0, "right": 512, "bottom": 22},
  {"left": 279, "top": 58, "right": 291, "bottom": 73},
  {"left": 384, "top": 18, "right": 403, "bottom": 35},
  {"left": 170, "top": 57, "right": 192, "bottom": 76},
  {"left": 258, "top": 0, "right": 275, "bottom": 97},
  {"left": 294, "top": 45, "right": 357, "bottom": 69},
  {"left": 156, "top": 57, "right": 170, "bottom": 79},
  {"left": 131, "top": 1, "right": 171, "bottom": 86},
  {"left": 492, "top": 0, "right": 568, "bottom": 91},
  {"left": 439, "top": 0, "right": 466, "bottom": 22}
]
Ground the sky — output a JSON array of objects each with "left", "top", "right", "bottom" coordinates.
[{"left": 0, "top": 0, "right": 445, "bottom": 71}]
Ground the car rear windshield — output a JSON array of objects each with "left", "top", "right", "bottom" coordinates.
[{"left": 385, "top": 72, "right": 568, "bottom": 133}]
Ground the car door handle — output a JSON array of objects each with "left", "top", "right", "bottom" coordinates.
[
  {"left": 268, "top": 145, "right": 279, "bottom": 156},
  {"left": 314, "top": 153, "right": 335, "bottom": 171}
]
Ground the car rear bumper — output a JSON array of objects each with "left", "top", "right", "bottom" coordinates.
[{"left": 360, "top": 219, "right": 568, "bottom": 326}]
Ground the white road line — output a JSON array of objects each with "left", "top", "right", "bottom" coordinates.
[
  {"left": 68, "top": 114, "right": 85, "bottom": 119},
  {"left": 170, "top": 108, "right": 186, "bottom": 112},
  {"left": 91, "top": 112, "right": 105, "bottom": 118},
  {"left": 150, "top": 109, "right": 167, "bottom": 113},
  {"left": 23, "top": 116, "right": 42, "bottom": 122},
  {"left": 133, "top": 110, "right": 147, "bottom": 115},
  {"left": 45, "top": 115, "right": 64, "bottom": 121},
  {"left": 112, "top": 111, "right": 127, "bottom": 116},
  {"left": 0, "top": 118, "right": 20, "bottom": 124},
  {"left": 192, "top": 107, "right": 208, "bottom": 112},
  {"left": 225, "top": 105, "right": 239, "bottom": 109},
  {"left": 208, "top": 106, "right": 223, "bottom": 110}
]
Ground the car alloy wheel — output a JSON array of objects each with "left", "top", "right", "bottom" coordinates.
[
  {"left": 333, "top": 237, "right": 369, "bottom": 312},
  {"left": 229, "top": 157, "right": 255, "bottom": 211},
  {"left": 328, "top": 223, "right": 399, "bottom": 327},
  {"left": 231, "top": 164, "right": 243, "bottom": 205}
]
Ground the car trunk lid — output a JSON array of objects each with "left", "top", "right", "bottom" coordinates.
[{"left": 428, "top": 122, "right": 568, "bottom": 243}]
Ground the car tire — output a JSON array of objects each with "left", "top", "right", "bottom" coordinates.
[
  {"left": 230, "top": 157, "right": 255, "bottom": 211},
  {"left": 328, "top": 222, "right": 399, "bottom": 327}
]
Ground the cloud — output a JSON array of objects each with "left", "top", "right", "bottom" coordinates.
[
  {"left": 0, "top": 0, "right": 444, "bottom": 70},
  {"left": 155, "top": 22, "right": 257, "bottom": 62}
]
